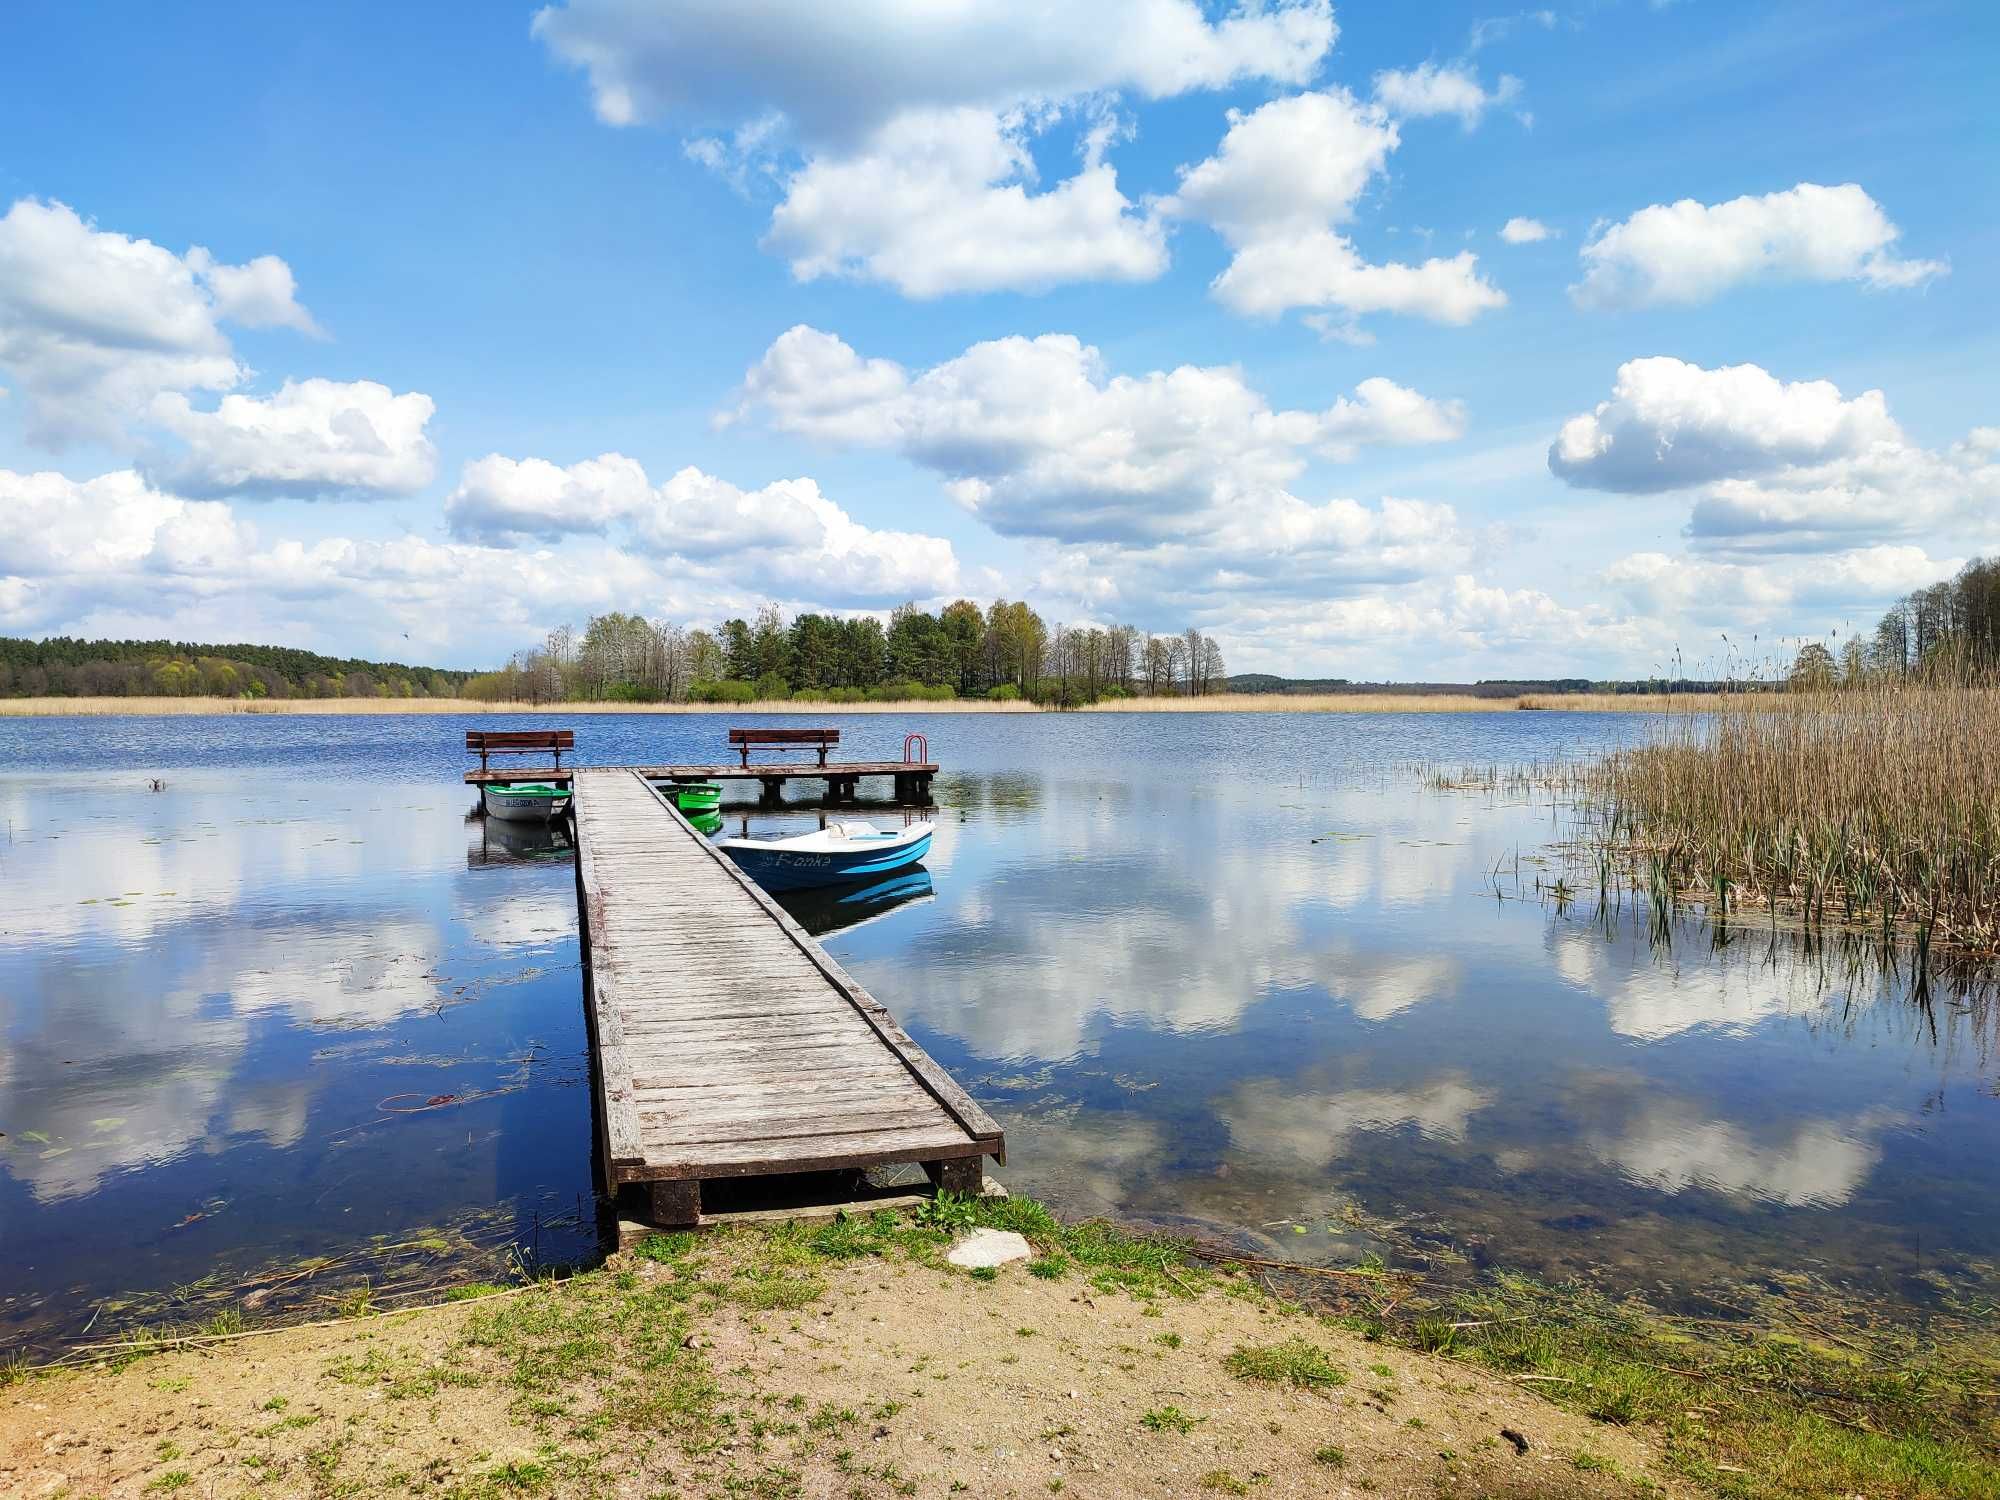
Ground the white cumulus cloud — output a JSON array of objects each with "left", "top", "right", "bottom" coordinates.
[
  {"left": 1163, "top": 90, "right": 1506, "bottom": 328},
  {"left": 1689, "top": 428, "right": 1999, "bottom": 553},
  {"left": 1601, "top": 544, "right": 1956, "bottom": 621},
  {"left": 1372, "top": 62, "right": 1521, "bottom": 128},
  {"left": 1549, "top": 356, "right": 1901, "bottom": 494},
  {"left": 0, "top": 198, "right": 436, "bottom": 506},
  {"left": 1573, "top": 182, "right": 1945, "bottom": 309},
  {"left": 1550, "top": 358, "right": 1997, "bottom": 554},
  {"left": 445, "top": 452, "right": 654, "bottom": 542},
  {"left": 444, "top": 450, "right": 961, "bottom": 605},
  {"left": 0, "top": 463, "right": 961, "bottom": 654},
  {"left": 728, "top": 325, "right": 1467, "bottom": 544},
  {"left": 0, "top": 199, "right": 265, "bottom": 445},
  {"left": 146, "top": 378, "right": 437, "bottom": 499},
  {"left": 1500, "top": 215, "right": 1553, "bottom": 243},
  {"left": 642, "top": 468, "right": 960, "bottom": 602},
  {"left": 532, "top": 0, "right": 1336, "bottom": 141},
  {"left": 538, "top": 0, "right": 1335, "bottom": 297},
  {"left": 762, "top": 106, "right": 1165, "bottom": 297},
  {"left": 183, "top": 247, "right": 322, "bottom": 336},
  {"left": 0, "top": 468, "right": 248, "bottom": 585}
]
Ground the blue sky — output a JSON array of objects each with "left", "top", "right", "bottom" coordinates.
[{"left": 0, "top": 0, "right": 1993, "bottom": 677}]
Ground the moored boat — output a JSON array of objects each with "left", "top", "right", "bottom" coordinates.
[
  {"left": 668, "top": 779, "right": 722, "bottom": 812},
  {"left": 481, "top": 781, "right": 572, "bottom": 822},
  {"left": 715, "top": 820, "right": 933, "bottom": 892}
]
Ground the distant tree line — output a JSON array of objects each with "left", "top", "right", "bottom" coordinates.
[
  {"left": 1842, "top": 556, "right": 2000, "bottom": 681},
  {"left": 463, "top": 600, "right": 1227, "bottom": 706},
  {"left": 0, "top": 636, "right": 469, "bottom": 699}
]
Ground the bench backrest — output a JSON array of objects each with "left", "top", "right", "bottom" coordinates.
[
  {"left": 727, "top": 726, "right": 839, "bottom": 766},
  {"left": 727, "top": 729, "right": 840, "bottom": 746},
  {"left": 467, "top": 730, "right": 575, "bottom": 753}
]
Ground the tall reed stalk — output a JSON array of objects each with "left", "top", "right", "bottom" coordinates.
[{"left": 1586, "top": 674, "right": 2000, "bottom": 953}]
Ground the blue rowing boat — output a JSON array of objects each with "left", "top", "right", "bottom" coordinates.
[{"left": 715, "top": 820, "right": 933, "bottom": 893}]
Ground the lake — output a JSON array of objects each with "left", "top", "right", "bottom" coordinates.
[{"left": 2, "top": 711, "right": 1994, "bottom": 1354}]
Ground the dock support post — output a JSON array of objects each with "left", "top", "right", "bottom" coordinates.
[
  {"left": 759, "top": 778, "right": 783, "bottom": 806},
  {"left": 924, "top": 1157, "right": 982, "bottom": 1197},
  {"left": 648, "top": 1179, "right": 701, "bottom": 1228}
]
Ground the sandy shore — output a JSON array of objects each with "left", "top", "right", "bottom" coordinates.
[
  {"left": 0, "top": 1224, "right": 1670, "bottom": 1500},
  {"left": 0, "top": 692, "right": 1721, "bottom": 717}
]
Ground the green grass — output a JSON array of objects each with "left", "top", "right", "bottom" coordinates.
[
  {"left": 744, "top": 1194, "right": 1205, "bottom": 1303},
  {"left": 444, "top": 1282, "right": 512, "bottom": 1301},
  {"left": 1346, "top": 1273, "right": 2000, "bottom": 1500},
  {"left": 722, "top": 1266, "right": 825, "bottom": 1310},
  {"left": 1140, "top": 1405, "right": 1200, "bottom": 1434},
  {"left": 20, "top": 1192, "right": 1994, "bottom": 1500},
  {"left": 1223, "top": 1338, "right": 1348, "bottom": 1391}
]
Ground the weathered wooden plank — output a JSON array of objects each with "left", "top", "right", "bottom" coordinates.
[
  {"left": 625, "top": 1128, "right": 987, "bottom": 1182},
  {"left": 620, "top": 1017, "right": 875, "bottom": 1042},
  {"left": 643, "top": 778, "right": 1005, "bottom": 1150},
  {"left": 567, "top": 765, "right": 1000, "bottom": 1194},
  {"left": 635, "top": 1083, "right": 929, "bottom": 1116},
  {"left": 570, "top": 776, "right": 646, "bottom": 1181},
  {"left": 642, "top": 1106, "right": 952, "bottom": 1147},
  {"left": 627, "top": 1044, "right": 904, "bottom": 1076}
]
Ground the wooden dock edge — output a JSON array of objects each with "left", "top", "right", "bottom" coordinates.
[
  {"left": 615, "top": 1175, "right": 1010, "bottom": 1252},
  {"left": 630, "top": 772, "right": 1006, "bottom": 1168},
  {"left": 572, "top": 793, "right": 648, "bottom": 1194}
]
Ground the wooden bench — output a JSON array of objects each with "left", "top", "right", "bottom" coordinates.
[
  {"left": 467, "top": 729, "right": 574, "bottom": 773},
  {"left": 728, "top": 727, "right": 839, "bottom": 767}
]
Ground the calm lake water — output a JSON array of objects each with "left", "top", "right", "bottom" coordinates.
[{"left": 2, "top": 712, "right": 1995, "bottom": 1353}]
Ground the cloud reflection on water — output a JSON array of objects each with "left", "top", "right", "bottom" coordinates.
[
  {"left": 0, "top": 780, "right": 467, "bottom": 1202},
  {"left": 1218, "top": 1073, "right": 1495, "bottom": 1168}
]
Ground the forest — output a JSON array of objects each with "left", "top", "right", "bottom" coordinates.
[
  {"left": 460, "top": 600, "right": 1226, "bottom": 706},
  {"left": 0, "top": 636, "right": 470, "bottom": 699},
  {"left": 1845, "top": 555, "right": 2000, "bottom": 677}
]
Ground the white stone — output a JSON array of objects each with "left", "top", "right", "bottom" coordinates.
[{"left": 945, "top": 1228, "right": 1032, "bottom": 1269}]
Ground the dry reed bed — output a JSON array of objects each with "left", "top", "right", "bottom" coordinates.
[
  {"left": 1581, "top": 681, "right": 2000, "bottom": 954},
  {"left": 0, "top": 692, "right": 1743, "bottom": 717}
]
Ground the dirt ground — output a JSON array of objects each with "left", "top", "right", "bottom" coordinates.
[{"left": 0, "top": 1236, "right": 1675, "bottom": 1500}]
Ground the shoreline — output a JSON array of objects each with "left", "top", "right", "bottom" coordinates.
[
  {"left": 0, "top": 691, "right": 1730, "bottom": 718},
  {"left": 4, "top": 1197, "right": 1989, "bottom": 1499}
]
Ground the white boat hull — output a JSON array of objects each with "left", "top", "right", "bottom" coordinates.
[
  {"left": 482, "top": 784, "right": 572, "bottom": 822},
  {"left": 716, "top": 821, "right": 933, "bottom": 892}
]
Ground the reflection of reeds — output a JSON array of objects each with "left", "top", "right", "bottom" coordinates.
[{"left": 1585, "top": 679, "right": 2000, "bottom": 956}]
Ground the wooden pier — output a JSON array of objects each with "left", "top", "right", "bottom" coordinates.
[
  {"left": 569, "top": 768, "right": 1001, "bottom": 1227},
  {"left": 464, "top": 726, "right": 938, "bottom": 804},
  {"left": 469, "top": 761, "right": 937, "bottom": 804}
]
